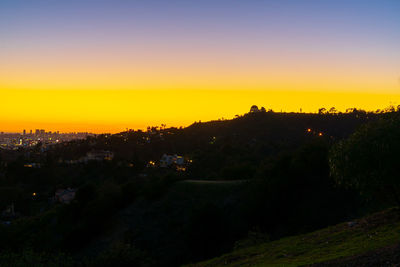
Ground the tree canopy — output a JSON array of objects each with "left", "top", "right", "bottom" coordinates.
[{"left": 330, "top": 113, "right": 400, "bottom": 205}]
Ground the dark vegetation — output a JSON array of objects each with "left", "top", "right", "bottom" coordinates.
[{"left": 0, "top": 108, "right": 399, "bottom": 266}]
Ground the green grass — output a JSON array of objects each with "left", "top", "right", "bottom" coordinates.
[{"left": 187, "top": 207, "right": 400, "bottom": 267}]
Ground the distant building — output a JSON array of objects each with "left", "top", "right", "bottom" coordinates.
[
  {"left": 250, "top": 105, "right": 259, "bottom": 113},
  {"left": 85, "top": 150, "right": 114, "bottom": 161},
  {"left": 176, "top": 156, "right": 184, "bottom": 165},
  {"left": 160, "top": 154, "right": 185, "bottom": 168},
  {"left": 160, "top": 154, "right": 174, "bottom": 167},
  {"left": 55, "top": 188, "right": 76, "bottom": 204}
]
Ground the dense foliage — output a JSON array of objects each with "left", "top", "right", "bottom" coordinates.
[{"left": 330, "top": 113, "right": 400, "bottom": 206}]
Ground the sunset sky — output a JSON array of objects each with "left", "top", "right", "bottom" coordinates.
[{"left": 1, "top": 0, "right": 400, "bottom": 133}]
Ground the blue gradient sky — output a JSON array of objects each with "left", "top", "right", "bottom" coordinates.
[{"left": 1, "top": 1, "right": 400, "bottom": 132}]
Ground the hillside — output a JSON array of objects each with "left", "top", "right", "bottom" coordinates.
[
  {"left": 1, "top": 110, "right": 399, "bottom": 266},
  {"left": 189, "top": 208, "right": 400, "bottom": 266}
]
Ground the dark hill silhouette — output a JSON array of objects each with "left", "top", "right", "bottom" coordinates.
[{"left": 0, "top": 108, "right": 396, "bottom": 266}]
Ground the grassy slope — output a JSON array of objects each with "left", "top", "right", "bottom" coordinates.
[{"left": 188, "top": 208, "right": 400, "bottom": 267}]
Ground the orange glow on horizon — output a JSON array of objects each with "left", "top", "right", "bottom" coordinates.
[{"left": 1, "top": 88, "right": 400, "bottom": 133}]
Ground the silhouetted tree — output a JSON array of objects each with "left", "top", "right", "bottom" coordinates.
[
  {"left": 328, "top": 107, "right": 337, "bottom": 114},
  {"left": 330, "top": 114, "right": 400, "bottom": 206}
]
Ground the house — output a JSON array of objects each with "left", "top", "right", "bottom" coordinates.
[
  {"left": 160, "top": 154, "right": 174, "bottom": 167},
  {"left": 55, "top": 188, "right": 76, "bottom": 204},
  {"left": 159, "top": 154, "right": 185, "bottom": 168},
  {"left": 85, "top": 150, "right": 114, "bottom": 161}
]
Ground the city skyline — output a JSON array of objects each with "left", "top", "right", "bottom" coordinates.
[{"left": 1, "top": 129, "right": 92, "bottom": 135}]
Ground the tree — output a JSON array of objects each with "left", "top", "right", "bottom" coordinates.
[
  {"left": 328, "top": 107, "right": 337, "bottom": 114},
  {"left": 329, "top": 114, "right": 400, "bottom": 205}
]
